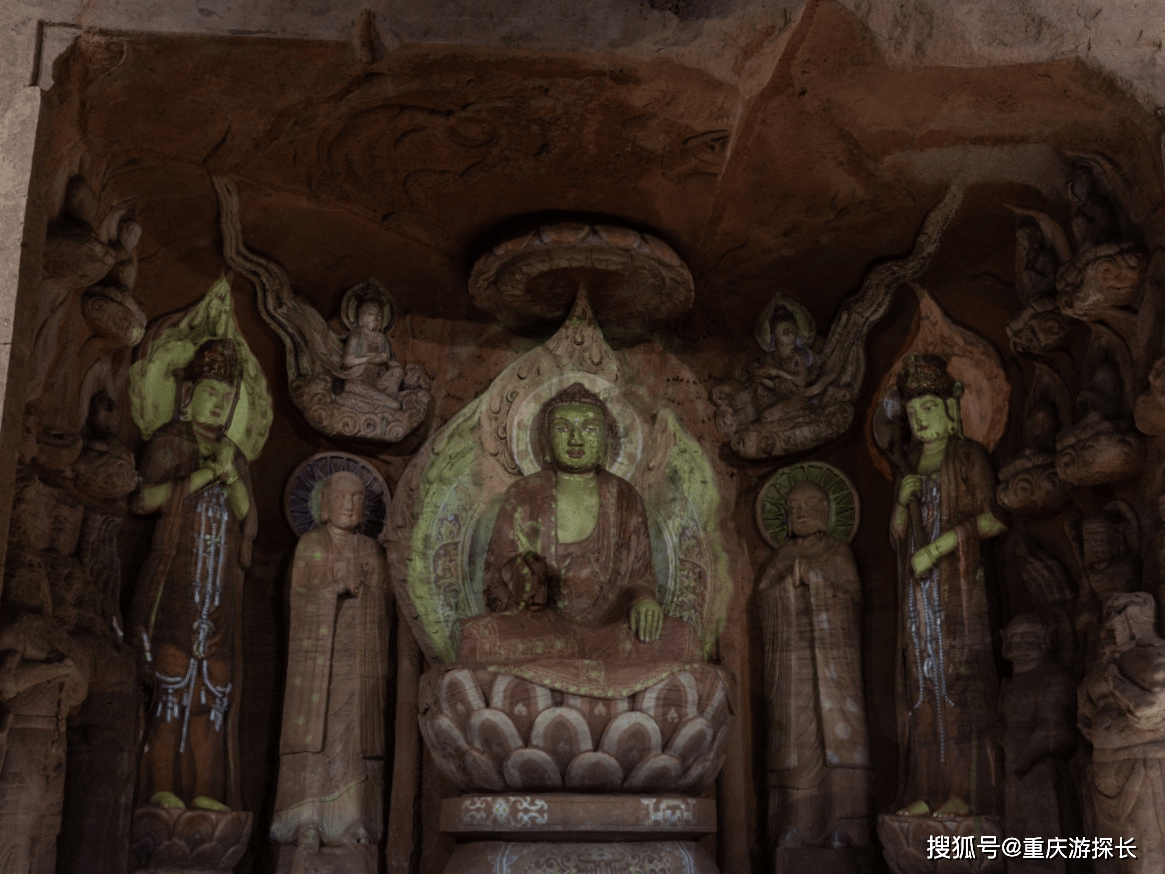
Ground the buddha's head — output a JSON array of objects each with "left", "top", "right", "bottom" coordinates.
[
  {"left": 537, "top": 383, "right": 617, "bottom": 474},
  {"left": 786, "top": 481, "right": 830, "bottom": 539},
  {"left": 181, "top": 338, "right": 242, "bottom": 435},
  {"left": 897, "top": 354, "right": 962, "bottom": 444},
  {"left": 768, "top": 306, "right": 800, "bottom": 355},
  {"left": 358, "top": 299, "right": 383, "bottom": 332},
  {"left": 319, "top": 470, "right": 366, "bottom": 532}
]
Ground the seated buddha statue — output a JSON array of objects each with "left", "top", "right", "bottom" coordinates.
[{"left": 456, "top": 382, "right": 702, "bottom": 666}]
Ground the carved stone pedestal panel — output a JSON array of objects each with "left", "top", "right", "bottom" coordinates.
[
  {"left": 441, "top": 794, "right": 715, "bottom": 842},
  {"left": 274, "top": 842, "right": 377, "bottom": 874},
  {"left": 444, "top": 840, "right": 718, "bottom": 874},
  {"left": 129, "top": 807, "right": 252, "bottom": 873},
  {"left": 775, "top": 846, "right": 877, "bottom": 874}
]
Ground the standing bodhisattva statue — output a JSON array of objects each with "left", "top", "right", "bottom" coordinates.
[
  {"left": 890, "top": 354, "right": 1006, "bottom": 817},
  {"left": 457, "top": 382, "right": 702, "bottom": 671},
  {"left": 129, "top": 338, "right": 255, "bottom": 811}
]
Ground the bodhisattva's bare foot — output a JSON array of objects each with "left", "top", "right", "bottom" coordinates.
[
  {"left": 191, "top": 795, "right": 230, "bottom": 811},
  {"left": 934, "top": 796, "right": 971, "bottom": 817},
  {"left": 149, "top": 791, "right": 186, "bottom": 809},
  {"left": 896, "top": 799, "right": 931, "bottom": 816}
]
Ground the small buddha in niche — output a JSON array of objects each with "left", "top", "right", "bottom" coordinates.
[{"left": 340, "top": 297, "right": 404, "bottom": 409}]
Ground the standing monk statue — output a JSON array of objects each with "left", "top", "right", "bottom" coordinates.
[
  {"left": 129, "top": 338, "right": 255, "bottom": 811},
  {"left": 457, "top": 382, "right": 702, "bottom": 669},
  {"left": 758, "top": 474, "right": 872, "bottom": 851},
  {"left": 270, "top": 470, "right": 389, "bottom": 867},
  {"left": 890, "top": 353, "right": 1006, "bottom": 817}
]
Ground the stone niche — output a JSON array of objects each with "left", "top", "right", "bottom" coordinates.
[{"left": 2, "top": 1, "right": 1164, "bottom": 873}]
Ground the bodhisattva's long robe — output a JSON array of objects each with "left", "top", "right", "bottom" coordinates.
[
  {"left": 130, "top": 421, "right": 255, "bottom": 808},
  {"left": 758, "top": 533, "right": 872, "bottom": 847},
  {"left": 892, "top": 437, "right": 1001, "bottom": 813},
  {"left": 457, "top": 469, "right": 701, "bottom": 695},
  {"left": 270, "top": 526, "right": 389, "bottom": 846}
]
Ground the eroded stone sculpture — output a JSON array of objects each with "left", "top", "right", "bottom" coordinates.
[
  {"left": 1068, "top": 501, "right": 1141, "bottom": 659},
  {"left": 216, "top": 177, "right": 430, "bottom": 443},
  {"left": 1054, "top": 325, "right": 1144, "bottom": 485},
  {"left": 1005, "top": 208, "right": 1075, "bottom": 357},
  {"left": 0, "top": 611, "right": 87, "bottom": 874},
  {"left": 711, "top": 296, "right": 819, "bottom": 433},
  {"left": 457, "top": 382, "right": 702, "bottom": 673},
  {"left": 126, "top": 279, "right": 270, "bottom": 871},
  {"left": 998, "top": 615, "right": 1079, "bottom": 874},
  {"left": 886, "top": 353, "right": 1006, "bottom": 818},
  {"left": 1077, "top": 592, "right": 1165, "bottom": 874},
  {"left": 996, "top": 365, "right": 1072, "bottom": 515},
  {"left": 270, "top": 469, "right": 389, "bottom": 873},
  {"left": 755, "top": 464, "right": 872, "bottom": 856},
  {"left": 712, "top": 185, "right": 965, "bottom": 459}
]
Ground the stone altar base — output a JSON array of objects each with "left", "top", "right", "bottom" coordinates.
[
  {"left": 274, "top": 842, "right": 377, "bottom": 874},
  {"left": 775, "top": 846, "right": 877, "bottom": 874},
  {"left": 441, "top": 794, "right": 718, "bottom": 873},
  {"left": 444, "top": 840, "right": 718, "bottom": 874}
]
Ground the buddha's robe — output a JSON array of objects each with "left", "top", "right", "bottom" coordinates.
[{"left": 457, "top": 469, "right": 701, "bottom": 696}]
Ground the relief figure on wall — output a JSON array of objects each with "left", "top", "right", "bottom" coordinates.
[
  {"left": 998, "top": 615, "right": 1079, "bottom": 874},
  {"left": 712, "top": 296, "right": 817, "bottom": 432},
  {"left": 889, "top": 354, "right": 1006, "bottom": 816},
  {"left": 0, "top": 612, "right": 87, "bottom": 874},
  {"left": 1077, "top": 592, "right": 1165, "bottom": 874},
  {"left": 129, "top": 338, "right": 256, "bottom": 811},
  {"left": 456, "top": 382, "right": 702, "bottom": 673},
  {"left": 270, "top": 470, "right": 389, "bottom": 866},
  {"left": 756, "top": 464, "right": 872, "bottom": 851}
]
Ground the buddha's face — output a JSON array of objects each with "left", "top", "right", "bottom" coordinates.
[
  {"left": 188, "top": 379, "right": 236, "bottom": 430},
  {"left": 548, "top": 402, "right": 606, "bottom": 473},
  {"left": 905, "top": 394, "right": 956, "bottom": 443},
  {"left": 358, "top": 301, "right": 381, "bottom": 331},
  {"left": 322, "top": 476, "right": 365, "bottom": 531},
  {"left": 787, "top": 482, "right": 829, "bottom": 538},
  {"left": 772, "top": 319, "right": 798, "bottom": 354}
]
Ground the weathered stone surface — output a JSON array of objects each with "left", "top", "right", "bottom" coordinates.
[{"left": 443, "top": 839, "right": 719, "bottom": 874}]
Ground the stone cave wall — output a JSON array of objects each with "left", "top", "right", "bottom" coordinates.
[{"left": 0, "top": 2, "right": 1164, "bottom": 874}]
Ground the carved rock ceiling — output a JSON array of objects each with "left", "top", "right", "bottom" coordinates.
[{"left": 52, "top": 1, "right": 1161, "bottom": 345}]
